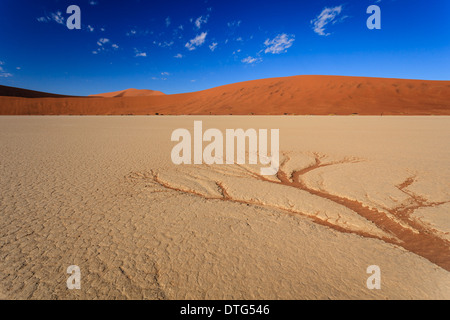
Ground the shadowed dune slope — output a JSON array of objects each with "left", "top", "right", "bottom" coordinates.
[
  {"left": 0, "top": 85, "right": 77, "bottom": 98},
  {"left": 1, "top": 76, "right": 449, "bottom": 115}
]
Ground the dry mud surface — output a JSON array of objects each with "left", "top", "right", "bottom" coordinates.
[{"left": 0, "top": 116, "right": 449, "bottom": 299}]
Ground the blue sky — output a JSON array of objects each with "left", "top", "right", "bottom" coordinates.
[{"left": 0, "top": 0, "right": 449, "bottom": 95}]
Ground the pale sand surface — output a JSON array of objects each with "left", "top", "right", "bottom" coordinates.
[{"left": 0, "top": 116, "right": 449, "bottom": 299}]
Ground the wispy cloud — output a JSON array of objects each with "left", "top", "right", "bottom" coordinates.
[
  {"left": 227, "top": 20, "right": 241, "bottom": 28},
  {"left": 134, "top": 48, "right": 147, "bottom": 57},
  {"left": 37, "top": 11, "right": 65, "bottom": 25},
  {"left": 194, "top": 16, "right": 208, "bottom": 29},
  {"left": 97, "top": 38, "right": 110, "bottom": 46},
  {"left": 87, "top": 25, "right": 94, "bottom": 32},
  {"left": 311, "top": 5, "right": 344, "bottom": 36},
  {"left": 0, "top": 62, "right": 12, "bottom": 77},
  {"left": 264, "top": 34, "right": 295, "bottom": 54},
  {"left": 152, "top": 72, "right": 170, "bottom": 81},
  {"left": 154, "top": 41, "right": 174, "bottom": 48},
  {"left": 92, "top": 38, "right": 118, "bottom": 54},
  {"left": 127, "top": 30, "right": 137, "bottom": 36},
  {"left": 165, "top": 17, "right": 171, "bottom": 27},
  {"left": 242, "top": 56, "right": 262, "bottom": 64},
  {"left": 126, "top": 28, "right": 150, "bottom": 37},
  {"left": 209, "top": 42, "right": 218, "bottom": 52},
  {"left": 185, "top": 32, "right": 207, "bottom": 51},
  {"left": 174, "top": 53, "right": 183, "bottom": 59}
]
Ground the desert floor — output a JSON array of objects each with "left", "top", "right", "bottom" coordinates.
[{"left": 0, "top": 116, "right": 449, "bottom": 299}]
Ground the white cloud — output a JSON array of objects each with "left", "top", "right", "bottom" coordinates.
[
  {"left": 154, "top": 41, "right": 174, "bottom": 48},
  {"left": 153, "top": 74, "right": 169, "bottom": 81},
  {"left": 174, "top": 53, "right": 183, "bottom": 58},
  {"left": 227, "top": 20, "right": 241, "bottom": 28},
  {"left": 50, "top": 11, "right": 64, "bottom": 25},
  {"left": 209, "top": 42, "right": 218, "bottom": 51},
  {"left": 195, "top": 16, "right": 208, "bottom": 29},
  {"left": 242, "top": 56, "right": 262, "bottom": 64},
  {"left": 0, "top": 64, "right": 12, "bottom": 77},
  {"left": 185, "top": 32, "right": 207, "bottom": 51},
  {"left": 89, "top": 1, "right": 98, "bottom": 5},
  {"left": 93, "top": 38, "right": 119, "bottom": 54},
  {"left": 134, "top": 48, "right": 147, "bottom": 57},
  {"left": 87, "top": 25, "right": 94, "bottom": 32},
  {"left": 311, "top": 5, "right": 343, "bottom": 36},
  {"left": 126, "top": 30, "right": 137, "bottom": 36},
  {"left": 165, "top": 17, "right": 171, "bottom": 27},
  {"left": 97, "top": 38, "right": 110, "bottom": 46},
  {"left": 37, "top": 11, "right": 65, "bottom": 25},
  {"left": 264, "top": 34, "right": 295, "bottom": 54}
]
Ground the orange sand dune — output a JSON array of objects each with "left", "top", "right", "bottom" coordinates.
[
  {"left": 90, "top": 88, "right": 166, "bottom": 98},
  {"left": 0, "top": 76, "right": 449, "bottom": 115}
]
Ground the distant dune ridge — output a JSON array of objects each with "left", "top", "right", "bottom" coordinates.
[
  {"left": 0, "top": 85, "right": 77, "bottom": 98},
  {"left": 0, "top": 75, "right": 449, "bottom": 115},
  {"left": 90, "top": 88, "right": 166, "bottom": 98}
]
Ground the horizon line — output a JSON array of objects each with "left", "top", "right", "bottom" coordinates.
[{"left": 2, "top": 74, "right": 450, "bottom": 98}]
